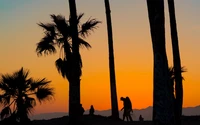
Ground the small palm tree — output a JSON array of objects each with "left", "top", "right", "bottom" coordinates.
[{"left": 0, "top": 67, "right": 54, "bottom": 123}]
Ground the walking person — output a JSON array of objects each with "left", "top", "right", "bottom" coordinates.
[
  {"left": 125, "top": 96, "right": 133, "bottom": 121},
  {"left": 120, "top": 97, "right": 133, "bottom": 121}
]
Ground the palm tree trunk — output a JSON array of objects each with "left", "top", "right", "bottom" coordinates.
[
  {"left": 17, "top": 96, "right": 29, "bottom": 124},
  {"left": 104, "top": 0, "right": 119, "bottom": 119},
  {"left": 167, "top": 0, "right": 183, "bottom": 124},
  {"left": 146, "top": 0, "right": 174, "bottom": 125},
  {"left": 68, "top": 79, "right": 80, "bottom": 125},
  {"left": 68, "top": 0, "right": 81, "bottom": 125}
]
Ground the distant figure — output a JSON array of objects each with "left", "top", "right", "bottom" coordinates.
[
  {"left": 139, "top": 115, "right": 144, "bottom": 121},
  {"left": 89, "top": 105, "right": 95, "bottom": 115},
  {"left": 79, "top": 104, "right": 85, "bottom": 116},
  {"left": 120, "top": 96, "right": 133, "bottom": 121}
]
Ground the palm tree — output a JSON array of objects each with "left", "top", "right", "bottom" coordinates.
[
  {"left": 146, "top": 0, "right": 174, "bottom": 124},
  {"left": 67, "top": 1, "right": 81, "bottom": 124},
  {"left": 104, "top": 0, "right": 119, "bottom": 119},
  {"left": 0, "top": 67, "right": 54, "bottom": 124},
  {"left": 167, "top": 0, "right": 183, "bottom": 124},
  {"left": 36, "top": 13, "right": 101, "bottom": 124}
]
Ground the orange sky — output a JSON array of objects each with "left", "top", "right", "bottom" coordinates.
[{"left": 0, "top": 0, "right": 200, "bottom": 115}]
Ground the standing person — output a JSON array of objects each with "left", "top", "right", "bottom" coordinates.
[
  {"left": 89, "top": 105, "right": 95, "bottom": 115},
  {"left": 139, "top": 115, "right": 144, "bottom": 121},
  {"left": 120, "top": 97, "right": 132, "bottom": 121},
  {"left": 125, "top": 96, "right": 133, "bottom": 121}
]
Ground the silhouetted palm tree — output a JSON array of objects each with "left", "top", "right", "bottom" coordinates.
[
  {"left": 68, "top": 0, "right": 82, "bottom": 124},
  {"left": 0, "top": 67, "right": 54, "bottom": 124},
  {"left": 168, "top": 0, "right": 183, "bottom": 124},
  {"left": 104, "top": 0, "right": 119, "bottom": 119},
  {"left": 36, "top": 12, "right": 100, "bottom": 125},
  {"left": 146, "top": 0, "right": 174, "bottom": 124}
]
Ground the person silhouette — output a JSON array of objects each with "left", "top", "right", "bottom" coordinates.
[
  {"left": 125, "top": 96, "right": 133, "bottom": 121},
  {"left": 79, "top": 104, "right": 85, "bottom": 116},
  {"left": 139, "top": 115, "right": 144, "bottom": 121},
  {"left": 89, "top": 105, "right": 95, "bottom": 115},
  {"left": 120, "top": 97, "right": 133, "bottom": 121}
]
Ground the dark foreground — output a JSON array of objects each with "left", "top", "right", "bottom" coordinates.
[{"left": 1, "top": 115, "right": 200, "bottom": 125}]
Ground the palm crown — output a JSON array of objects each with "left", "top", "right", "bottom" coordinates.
[
  {"left": 169, "top": 66, "right": 187, "bottom": 81},
  {"left": 36, "top": 13, "right": 101, "bottom": 80},
  {"left": 169, "top": 66, "right": 187, "bottom": 95},
  {"left": 0, "top": 67, "right": 54, "bottom": 122}
]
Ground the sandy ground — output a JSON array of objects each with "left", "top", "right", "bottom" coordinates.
[
  {"left": 1, "top": 115, "right": 200, "bottom": 125},
  {"left": 31, "top": 115, "right": 200, "bottom": 125}
]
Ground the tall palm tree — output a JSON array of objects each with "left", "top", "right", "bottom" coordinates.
[
  {"left": 36, "top": 13, "right": 101, "bottom": 124},
  {"left": 0, "top": 67, "right": 54, "bottom": 124},
  {"left": 104, "top": 0, "right": 119, "bottom": 119},
  {"left": 146, "top": 0, "right": 174, "bottom": 124},
  {"left": 67, "top": 1, "right": 81, "bottom": 124},
  {"left": 167, "top": 0, "right": 183, "bottom": 124}
]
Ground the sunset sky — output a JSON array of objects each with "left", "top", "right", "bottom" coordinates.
[{"left": 0, "top": 0, "right": 200, "bottom": 115}]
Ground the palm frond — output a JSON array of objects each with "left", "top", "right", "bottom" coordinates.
[
  {"left": 0, "top": 94, "right": 6, "bottom": 105},
  {"left": 50, "top": 14, "right": 70, "bottom": 37},
  {"left": 55, "top": 58, "right": 64, "bottom": 75},
  {"left": 181, "top": 66, "right": 187, "bottom": 81},
  {"left": 38, "top": 22, "right": 56, "bottom": 37},
  {"left": 29, "top": 78, "right": 51, "bottom": 92},
  {"left": 55, "top": 58, "right": 68, "bottom": 78},
  {"left": 36, "top": 34, "right": 56, "bottom": 56},
  {"left": 18, "top": 67, "right": 29, "bottom": 80},
  {"left": 80, "top": 18, "right": 101, "bottom": 38},
  {"left": 36, "top": 86, "right": 54, "bottom": 103},
  {"left": 78, "top": 37, "right": 91, "bottom": 49},
  {"left": 169, "top": 66, "right": 187, "bottom": 81},
  {"left": 0, "top": 106, "right": 11, "bottom": 120},
  {"left": 77, "top": 13, "right": 84, "bottom": 25},
  {"left": 0, "top": 94, "right": 11, "bottom": 106},
  {"left": 181, "top": 66, "right": 187, "bottom": 73},
  {"left": 0, "top": 74, "right": 16, "bottom": 91},
  {"left": 13, "top": 67, "right": 30, "bottom": 90},
  {"left": 24, "top": 97, "right": 36, "bottom": 114}
]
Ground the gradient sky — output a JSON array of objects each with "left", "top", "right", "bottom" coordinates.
[{"left": 0, "top": 0, "right": 200, "bottom": 115}]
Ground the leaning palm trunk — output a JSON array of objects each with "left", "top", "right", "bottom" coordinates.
[
  {"left": 168, "top": 0, "right": 183, "bottom": 124},
  {"left": 68, "top": 0, "right": 81, "bottom": 124},
  {"left": 146, "top": 0, "right": 174, "bottom": 125},
  {"left": 104, "top": 0, "right": 119, "bottom": 119}
]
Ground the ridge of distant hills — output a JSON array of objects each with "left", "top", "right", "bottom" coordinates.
[{"left": 30, "top": 105, "right": 200, "bottom": 121}]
